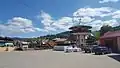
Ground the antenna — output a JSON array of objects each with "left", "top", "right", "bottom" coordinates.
[
  {"left": 72, "top": 16, "right": 82, "bottom": 26},
  {"left": 79, "top": 18, "right": 81, "bottom": 25}
]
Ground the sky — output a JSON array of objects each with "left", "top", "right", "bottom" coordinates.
[{"left": 0, "top": 0, "right": 120, "bottom": 37}]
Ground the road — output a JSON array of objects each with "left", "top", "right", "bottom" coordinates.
[{"left": 0, "top": 50, "right": 120, "bottom": 68}]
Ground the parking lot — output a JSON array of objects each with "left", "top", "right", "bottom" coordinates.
[{"left": 0, "top": 50, "right": 120, "bottom": 68}]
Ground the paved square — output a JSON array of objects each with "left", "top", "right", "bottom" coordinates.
[{"left": 0, "top": 50, "right": 120, "bottom": 68}]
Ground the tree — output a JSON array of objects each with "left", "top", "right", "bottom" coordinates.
[
  {"left": 94, "top": 31, "right": 100, "bottom": 40},
  {"left": 112, "top": 26, "right": 120, "bottom": 31},
  {"left": 100, "top": 25, "right": 112, "bottom": 36}
]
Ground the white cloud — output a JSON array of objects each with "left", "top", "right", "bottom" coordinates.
[
  {"left": 85, "top": 20, "right": 103, "bottom": 31},
  {"left": 86, "top": 19, "right": 119, "bottom": 31},
  {"left": 112, "top": 10, "right": 120, "bottom": 18},
  {"left": 99, "top": 0, "right": 119, "bottom": 3},
  {"left": 40, "top": 11, "right": 54, "bottom": 26},
  {"left": 54, "top": 17, "right": 73, "bottom": 31},
  {"left": 39, "top": 8, "right": 120, "bottom": 33},
  {"left": 81, "top": 16, "right": 95, "bottom": 23},
  {"left": 73, "top": 7, "right": 113, "bottom": 17},
  {"left": 39, "top": 11, "right": 56, "bottom": 32},
  {"left": 1, "top": 6, "right": 120, "bottom": 37},
  {"left": 34, "top": 28, "right": 45, "bottom": 32},
  {"left": 44, "top": 26, "right": 57, "bottom": 31},
  {"left": 72, "top": 7, "right": 120, "bottom": 31},
  {"left": 0, "top": 17, "right": 43, "bottom": 36},
  {"left": 39, "top": 11, "right": 73, "bottom": 33},
  {"left": 72, "top": 7, "right": 119, "bottom": 31},
  {"left": 102, "top": 19, "right": 119, "bottom": 26},
  {"left": 8, "top": 17, "right": 33, "bottom": 28},
  {"left": 73, "top": 16, "right": 95, "bottom": 24},
  {"left": 40, "top": 9, "right": 111, "bottom": 33}
]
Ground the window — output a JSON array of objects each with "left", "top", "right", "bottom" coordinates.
[{"left": 81, "top": 39, "right": 83, "bottom": 42}]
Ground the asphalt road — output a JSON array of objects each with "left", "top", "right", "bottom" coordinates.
[{"left": 0, "top": 50, "right": 120, "bottom": 68}]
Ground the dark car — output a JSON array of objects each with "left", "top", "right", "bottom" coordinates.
[
  {"left": 83, "top": 46, "right": 92, "bottom": 53},
  {"left": 14, "top": 47, "right": 23, "bottom": 51},
  {"left": 94, "top": 46, "right": 112, "bottom": 55},
  {"left": 92, "top": 45, "right": 99, "bottom": 53},
  {"left": 34, "top": 46, "right": 41, "bottom": 50}
]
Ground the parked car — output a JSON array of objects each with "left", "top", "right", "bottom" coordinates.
[
  {"left": 64, "top": 46, "right": 81, "bottom": 53},
  {"left": 53, "top": 46, "right": 68, "bottom": 51},
  {"left": 72, "top": 46, "right": 81, "bottom": 52},
  {"left": 64, "top": 46, "right": 73, "bottom": 53},
  {"left": 14, "top": 47, "right": 23, "bottom": 51},
  {"left": 83, "top": 46, "right": 92, "bottom": 53},
  {"left": 91, "top": 45, "right": 99, "bottom": 53},
  {"left": 94, "top": 46, "right": 112, "bottom": 55},
  {"left": 34, "top": 46, "right": 41, "bottom": 50}
]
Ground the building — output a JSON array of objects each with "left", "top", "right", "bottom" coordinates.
[
  {"left": 53, "top": 38, "right": 67, "bottom": 44},
  {"left": 0, "top": 41, "right": 15, "bottom": 52},
  {"left": 15, "top": 41, "right": 30, "bottom": 50},
  {"left": 68, "top": 25, "right": 92, "bottom": 47},
  {"left": 0, "top": 37, "right": 15, "bottom": 52},
  {"left": 99, "top": 31, "right": 120, "bottom": 52}
]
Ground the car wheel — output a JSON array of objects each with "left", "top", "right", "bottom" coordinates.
[
  {"left": 89, "top": 51, "right": 92, "bottom": 53},
  {"left": 102, "top": 52, "right": 104, "bottom": 55},
  {"left": 95, "top": 52, "right": 97, "bottom": 55},
  {"left": 97, "top": 53, "right": 101, "bottom": 55},
  {"left": 85, "top": 51, "right": 87, "bottom": 53}
]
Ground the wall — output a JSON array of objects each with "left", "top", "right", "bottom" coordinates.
[
  {"left": 0, "top": 47, "right": 15, "bottom": 52},
  {"left": 99, "top": 39, "right": 105, "bottom": 45},
  {"left": 100, "top": 37, "right": 118, "bottom": 52},
  {"left": 0, "top": 47, "right": 6, "bottom": 52},
  {"left": 117, "top": 37, "right": 120, "bottom": 52}
]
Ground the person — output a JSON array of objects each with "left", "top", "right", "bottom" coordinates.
[{"left": 5, "top": 45, "right": 9, "bottom": 51}]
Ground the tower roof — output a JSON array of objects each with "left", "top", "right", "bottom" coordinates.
[{"left": 69, "top": 25, "right": 92, "bottom": 30}]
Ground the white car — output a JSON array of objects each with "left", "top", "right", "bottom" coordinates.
[
  {"left": 72, "top": 47, "right": 81, "bottom": 52},
  {"left": 64, "top": 46, "right": 73, "bottom": 53},
  {"left": 64, "top": 46, "right": 81, "bottom": 53}
]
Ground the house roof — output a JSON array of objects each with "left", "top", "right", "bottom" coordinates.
[
  {"left": 21, "top": 41, "right": 30, "bottom": 44},
  {"left": 69, "top": 25, "right": 92, "bottom": 30},
  {"left": 5, "top": 43, "right": 14, "bottom": 46},
  {"left": 100, "top": 30, "right": 120, "bottom": 39},
  {"left": 53, "top": 38, "right": 67, "bottom": 42}
]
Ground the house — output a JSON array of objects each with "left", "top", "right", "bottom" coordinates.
[
  {"left": 20, "top": 41, "right": 29, "bottom": 50},
  {"left": 21, "top": 41, "right": 29, "bottom": 48},
  {"left": 47, "top": 40, "right": 57, "bottom": 47},
  {"left": 0, "top": 40, "right": 15, "bottom": 52},
  {"left": 99, "top": 30, "right": 120, "bottom": 52},
  {"left": 52, "top": 38, "right": 69, "bottom": 45}
]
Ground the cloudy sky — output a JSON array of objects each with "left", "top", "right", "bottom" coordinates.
[{"left": 0, "top": 0, "right": 120, "bottom": 37}]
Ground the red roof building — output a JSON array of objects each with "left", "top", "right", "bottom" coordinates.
[{"left": 99, "top": 31, "right": 120, "bottom": 52}]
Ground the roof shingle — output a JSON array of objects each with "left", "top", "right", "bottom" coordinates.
[{"left": 100, "top": 30, "right": 120, "bottom": 38}]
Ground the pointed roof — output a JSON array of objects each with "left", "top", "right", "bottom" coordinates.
[{"left": 69, "top": 25, "right": 92, "bottom": 30}]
